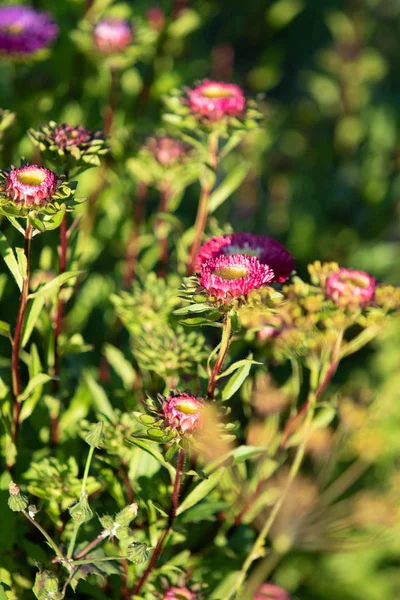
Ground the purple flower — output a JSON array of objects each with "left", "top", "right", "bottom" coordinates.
[
  {"left": 94, "top": 18, "right": 132, "bottom": 55},
  {"left": 200, "top": 254, "right": 275, "bottom": 301},
  {"left": 326, "top": 268, "right": 376, "bottom": 306},
  {"left": 5, "top": 165, "right": 58, "bottom": 207},
  {"left": 162, "top": 393, "right": 204, "bottom": 434},
  {"left": 196, "top": 233, "right": 294, "bottom": 283},
  {"left": 0, "top": 5, "right": 58, "bottom": 56}
]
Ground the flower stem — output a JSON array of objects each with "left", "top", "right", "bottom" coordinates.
[
  {"left": 207, "top": 313, "right": 232, "bottom": 399},
  {"left": 123, "top": 181, "right": 148, "bottom": 288},
  {"left": 187, "top": 133, "right": 218, "bottom": 274},
  {"left": 67, "top": 444, "right": 95, "bottom": 559},
  {"left": 73, "top": 555, "right": 129, "bottom": 566},
  {"left": 157, "top": 182, "right": 171, "bottom": 278},
  {"left": 132, "top": 448, "right": 185, "bottom": 595},
  {"left": 22, "top": 510, "right": 63, "bottom": 559},
  {"left": 11, "top": 220, "right": 32, "bottom": 445},
  {"left": 224, "top": 379, "right": 319, "bottom": 600}
]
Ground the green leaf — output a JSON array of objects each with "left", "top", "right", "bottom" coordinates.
[
  {"left": 176, "top": 469, "right": 224, "bottom": 515},
  {"left": 0, "top": 320, "right": 11, "bottom": 340},
  {"left": 18, "top": 373, "right": 52, "bottom": 402},
  {"left": 0, "top": 230, "right": 23, "bottom": 290},
  {"left": 128, "top": 438, "right": 176, "bottom": 480},
  {"left": 28, "top": 270, "right": 83, "bottom": 299},
  {"left": 208, "top": 163, "right": 250, "bottom": 213},
  {"left": 22, "top": 295, "right": 45, "bottom": 348},
  {"left": 0, "top": 584, "right": 8, "bottom": 600},
  {"left": 84, "top": 373, "right": 117, "bottom": 424},
  {"left": 221, "top": 353, "right": 255, "bottom": 401},
  {"left": 41, "top": 204, "right": 66, "bottom": 231},
  {"left": 173, "top": 303, "right": 211, "bottom": 315},
  {"left": 103, "top": 344, "right": 136, "bottom": 389},
  {"left": 217, "top": 357, "right": 262, "bottom": 379}
]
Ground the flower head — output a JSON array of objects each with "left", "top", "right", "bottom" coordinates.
[
  {"left": 255, "top": 583, "right": 290, "bottom": 600},
  {"left": 200, "top": 254, "right": 275, "bottom": 301},
  {"left": 164, "top": 587, "right": 196, "bottom": 600},
  {"left": 0, "top": 4, "right": 58, "bottom": 56},
  {"left": 94, "top": 18, "right": 132, "bottom": 55},
  {"left": 187, "top": 80, "right": 245, "bottom": 121},
  {"left": 196, "top": 234, "right": 294, "bottom": 283},
  {"left": 326, "top": 268, "right": 375, "bottom": 305},
  {"left": 163, "top": 393, "right": 203, "bottom": 434},
  {"left": 146, "top": 135, "right": 188, "bottom": 166},
  {"left": 4, "top": 165, "right": 58, "bottom": 207}
]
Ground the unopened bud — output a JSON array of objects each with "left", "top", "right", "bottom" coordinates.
[
  {"left": 85, "top": 421, "right": 104, "bottom": 448},
  {"left": 69, "top": 491, "right": 93, "bottom": 524},
  {"left": 33, "top": 569, "right": 61, "bottom": 600},
  {"left": 8, "top": 481, "right": 29, "bottom": 512},
  {"left": 115, "top": 503, "right": 138, "bottom": 527}
]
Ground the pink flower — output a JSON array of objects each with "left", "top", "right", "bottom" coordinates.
[
  {"left": 94, "top": 18, "right": 132, "bottom": 55},
  {"left": 164, "top": 587, "right": 196, "bottom": 600},
  {"left": 196, "top": 233, "right": 294, "bottom": 283},
  {"left": 255, "top": 583, "right": 290, "bottom": 600},
  {"left": 146, "top": 136, "right": 188, "bottom": 166},
  {"left": 146, "top": 6, "right": 165, "bottom": 31},
  {"left": 5, "top": 165, "right": 58, "bottom": 207},
  {"left": 326, "top": 268, "right": 375, "bottom": 305},
  {"left": 163, "top": 394, "right": 203, "bottom": 434},
  {"left": 200, "top": 254, "right": 275, "bottom": 301},
  {"left": 187, "top": 80, "right": 245, "bottom": 121}
]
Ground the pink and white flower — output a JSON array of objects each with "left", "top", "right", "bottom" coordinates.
[
  {"left": 255, "top": 583, "right": 290, "bottom": 600},
  {"left": 94, "top": 18, "right": 132, "bottom": 55},
  {"left": 187, "top": 80, "right": 245, "bottom": 121},
  {"left": 163, "top": 393, "right": 203, "bottom": 434},
  {"left": 164, "top": 587, "right": 196, "bottom": 600},
  {"left": 196, "top": 233, "right": 294, "bottom": 283},
  {"left": 326, "top": 268, "right": 375, "bottom": 305},
  {"left": 200, "top": 254, "right": 275, "bottom": 301},
  {"left": 146, "top": 136, "right": 188, "bottom": 166},
  {"left": 5, "top": 165, "right": 58, "bottom": 207}
]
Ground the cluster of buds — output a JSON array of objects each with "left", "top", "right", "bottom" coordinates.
[
  {"left": 179, "top": 233, "right": 293, "bottom": 312},
  {"left": 239, "top": 261, "right": 400, "bottom": 363},
  {"left": 163, "top": 79, "right": 262, "bottom": 135},
  {"left": 0, "top": 4, "right": 58, "bottom": 57},
  {"left": 29, "top": 121, "right": 109, "bottom": 174}
]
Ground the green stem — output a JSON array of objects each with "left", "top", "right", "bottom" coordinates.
[
  {"left": 72, "top": 555, "right": 128, "bottom": 566},
  {"left": 207, "top": 313, "right": 232, "bottom": 399},
  {"left": 67, "top": 444, "right": 95, "bottom": 559},
  {"left": 224, "top": 374, "right": 319, "bottom": 600},
  {"left": 22, "top": 510, "right": 63, "bottom": 559}
]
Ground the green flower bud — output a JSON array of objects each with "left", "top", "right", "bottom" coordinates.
[
  {"left": 33, "top": 570, "right": 61, "bottom": 600},
  {"left": 126, "top": 541, "right": 149, "bottom": 564},
  {"left": 84, "top": 421, "right": 104, "bottom": 448},
  {"left": 8, "top": 482, "right": 29, "bottom": 512},
  {"left": 98, "top": 514, "right": 114, "bottom": 532},
  {"left": 115, "top": 503, "right": 138, "bottom": 527},
  {"left": 69, "top": 491, "right": 93, "bottom": 524}
]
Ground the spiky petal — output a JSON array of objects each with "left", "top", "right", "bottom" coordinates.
[
  {"left": 200, "top": 254, "right": 275, "bottom": 301},
  {"left": 196, "top": 233, "right": 294, "bottom": 283},
  {"left": 94, "top": 18, "right": 132, "bottom": 55},
  {"left": 187, "top": 80, "right": 245, "bottom": 121},
  {"left": 162, "top": 393, "right": 203, "bottom": 434},
  {"left": 0, "top": 5, "right": 58, "bottom": 56},
  {"left": 5, "top": 165, "right": 58, "bottom": 207},
  {"left": 326, "top": 268, "right": 375, "bottom": 305}
]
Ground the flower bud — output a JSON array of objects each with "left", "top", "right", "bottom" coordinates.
[
  {"left": 115, "top": 503, "right": 138, "bottom": 527},
  {"left": 94, "top": 18, "right": 132, "bottom": 55},
  {"left": 164, "top": 587, "right": 196, "bottom": 600},
  {"left": 255, "top": 583, "right": 289, "bottom": 600},
  {"left": 33, "top": 569, "right": 61, "bottom": 600},
  {"left": 69, "top": 491, "right": 93, "bottom": 524},
  {"left": 163, "top": 393, "right": 204, "bottom": 434},
  {"left": 8, "top": 481, "right": 29, "bottom": 512},
  {"left": 84, "top": 421, "right": 104, "bottom": 448},
  {"left": 126, "top": 541, "right": 149, "bottom": 564}
]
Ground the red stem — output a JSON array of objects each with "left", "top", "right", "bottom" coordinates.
[
  {"left": 157, "top": 183, "right": 171, "bottom": 278},
  {"left": 132, "top": 448, "right": 185, "bottom": 595},
  {"left": 123, "top": 182, "right": 148, "bottom": 288},
  {"left": 207, "top": 313, "right": 232, "bottom": 400},
  {"left": 187, "top": 136, "right": 218, "bottom": 275},
  {"left": 11, "top": 221, "right": 32, "bottom": 444},
  {"left": 73, "top": 532, "right": 105, "bottom": 559}
]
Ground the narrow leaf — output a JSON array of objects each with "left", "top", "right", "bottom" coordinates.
[
  {"left": 85, "top": 373, "right": 117, "bottom": 424},
  {"left": 176, "top": 469, "right": 224, "bottom": 515},
  {"left": 221, "top": 354, "right": 255, "bottom": 401},
  {"left": 208, "top": 163, "right": 250, "bottom": 213},
  {"left": 128, "top": 438, "right": 176, "bottom": 480},
  {"left": 217, "top": 358, "right": 262, "bottom": 380},
  {"left": 173, "top": 303, "right": 211, "bottom": 315},
  {"left": 0, "top": 230, "right": 23, "bottom": 290},
  {"left": 18, "top": 373, "right": 52, "bottom": 402},
  {"left": 28, "top": 271, "right": 83, "bottom": 299},
  {"left": 22, "top": 295, "right": 45, "bottom": 348}
]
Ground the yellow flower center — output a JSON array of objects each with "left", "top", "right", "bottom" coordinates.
[
  {"left": 201, "top": 86, "right": 234, "bottom": 98},
  {"left": 175, "top": 401, "right": 198, "bottom": 415},
  {"left": 339, "top": 273, "right": 369, "bottom": 288},
  {"left": 214, "top": 265, "right": 248, "bottom": 280},
  {"left": 2, "top": 24, "right": 24, "bottom": 35},
  {"left": 17, "top": 170, "right": 46, "bottom": 187}
]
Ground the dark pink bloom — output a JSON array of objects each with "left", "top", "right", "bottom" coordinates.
[
  {"left": 326, "top": 268, "right": 375, "bottom": 305},
  {"left": 255, "top": 583, "right": 290, "bottom": 600},
  {"left": 200, "top": 254, "right": 274, "bottom": 300},
  {"left": 0, "top": 5, "right": 58, "bottom": 56},
  {"left": 187, "top": 80, "right": 245, "bottom": 121},
  {"left": 195, "top": 233, "right": 294, "bottom": 283},
  {"left": 5, "top": 165, "right": 58, "bottom": 207},
  {"left": 164, "top": 587, "right": 196, "bottom": 600},
  {"left": 94, "top": 18, "right": 132, "bottom": 55},
  {"left": 163, "top": 394, "right": 203, "bottom": 434},
  {"left": 146, "top": 136, "right": 188, "bottom": 166},
  {"left": 146, "top": 7, "right": 165, "bottom": 31},
  {"left": 53, "top": 124, "right": 94, "bottom": 150}
]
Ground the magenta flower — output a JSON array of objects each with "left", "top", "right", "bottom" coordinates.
[
  {"left": 187, "top": 80, "right": 245, "bottom": 121},
  {"left": 5, "top": 165, "right": 58, "bottom": 207},
  {"left": 146, "top": 136, "right": 188, "bottom": 166},
  {"left": 196, "top": 233, "right": 294, "bottom": 283},
  {"left": 200, "top": 254, "right": 275, "bottom": 301},
  {"left": 255, "top": 584, "right": 289, "bottom": 600},
  {"left": 163, "top": 393, "right": 203, "bottom": 434},
  {"left": 164, "top": 587, "right": 196, "bottom": 600},
  {"left": 0, "top": 5, "right": 58, "bottom": 56},
  {"left": 326, "top": 268, "right": 375, "bottom": 305},
  {"left": 94, "top": 18, "right": 132, "bottom": 55},
  {"left": 52, "top": 124, "right": 95, "bottom": 150}
]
